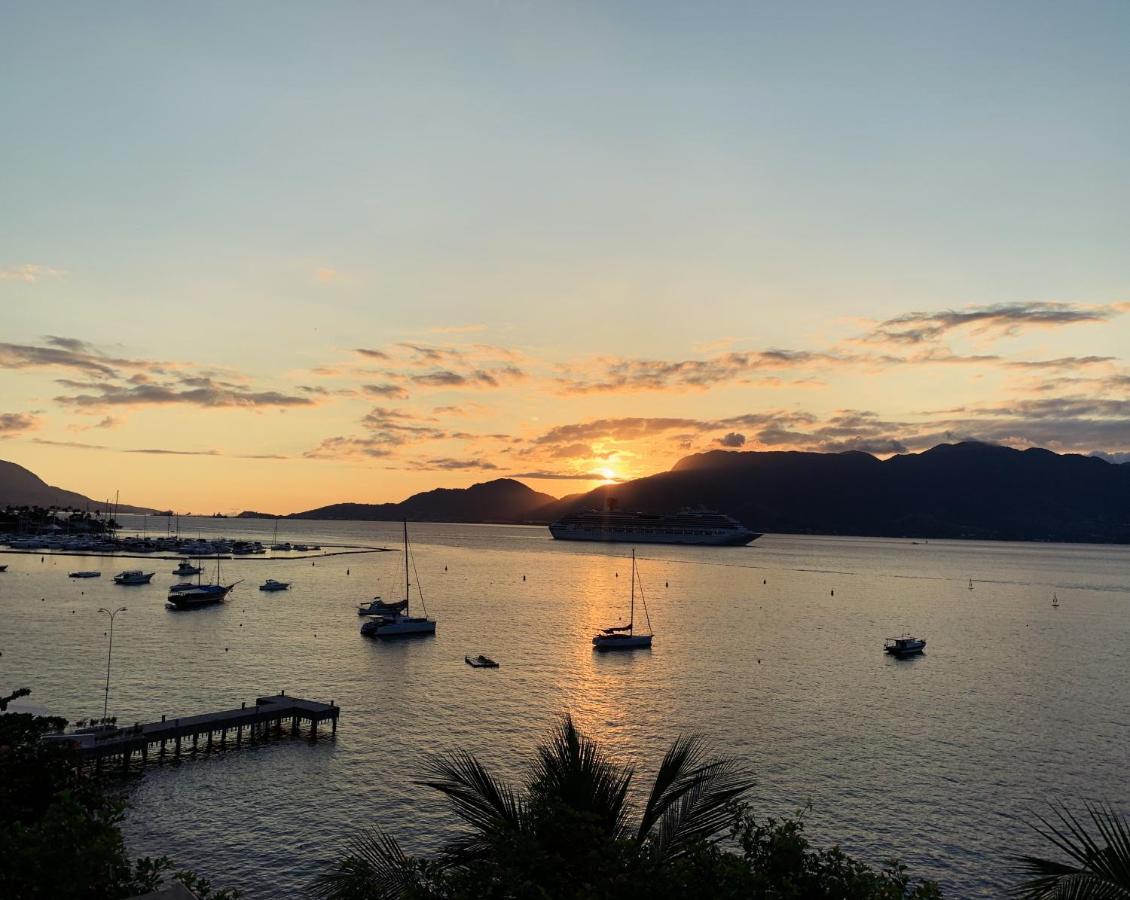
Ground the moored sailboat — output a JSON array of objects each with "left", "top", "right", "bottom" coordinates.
[
  {"left": 592, "top": 548, "right": 653, "bottom": 651},
  {"left": 360, "top": 522, "right": 436, "bottom": 639},
  {"left": 167, "top": 557, "right": 240, "bottom": 609}
]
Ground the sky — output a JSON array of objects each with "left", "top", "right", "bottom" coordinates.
[{"left": 2, "top": 1, "right": 1128, "bottom": 513}]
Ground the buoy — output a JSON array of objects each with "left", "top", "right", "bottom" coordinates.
[
  {"left": 763, "top": 579, "right": 767, "bottom": 585},
  {"left": 665, "top": 581, "right": 669, "bottom": 587},
  {"left": 225, "top": 647, "right": 229, "bottom": 652},
  {"left": 522, "top": 575, "right": 526, "bottom": 581},
  {"left": 347, "top": 569, "right": 350, "bottom": 575},
  {"left": 831, "top": 589, "right": 834, "bottom": 596},
  {"left": 444, "top": 565, "right": 448, "bottom": 571}
]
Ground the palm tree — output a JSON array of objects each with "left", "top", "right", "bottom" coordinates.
[
  {"left": 314, "top": 715, "right": 753, "bottom": 900},
  {"left": 1013, "top": 802, "right": 1130, "bottom": 898}
]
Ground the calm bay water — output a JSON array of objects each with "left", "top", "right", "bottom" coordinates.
[{"left": 2, "top": 518, "right": 1128, "bottom": 897}]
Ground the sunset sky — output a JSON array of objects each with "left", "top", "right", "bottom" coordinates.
[{"left": 2, "top": 2, "right": 1128, "bottom": 513}]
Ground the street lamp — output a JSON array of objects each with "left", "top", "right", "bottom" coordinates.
[{"left": 97, "top": 607, "right": 126, "bottom": 720}]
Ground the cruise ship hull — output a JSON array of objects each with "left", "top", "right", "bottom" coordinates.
[{"left": 549, "top": 525, "right": 760, "bottom": 546}]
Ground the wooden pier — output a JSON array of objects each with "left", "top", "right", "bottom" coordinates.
[{"left": 70, "top": 693, "right": 339, "bottom": 773}]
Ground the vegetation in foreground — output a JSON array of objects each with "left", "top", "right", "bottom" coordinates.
[
  {"left": 0, "top": 688, "right": 235, "bottom": 899},
  {"left": 314, "top": 714, "right": 942, "bottom": 899}
]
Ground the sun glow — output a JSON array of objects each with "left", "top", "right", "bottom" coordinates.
[{"left": 599, "top": 467, "right": 618, "bottom": 484}]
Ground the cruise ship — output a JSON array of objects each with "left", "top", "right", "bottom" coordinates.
[{"left": 549, "top": 505, "right": 761, "bottom": 546}]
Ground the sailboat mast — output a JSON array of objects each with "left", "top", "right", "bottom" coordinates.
[
  {"left": 629, "top": 548, "right": 635, "bottom": 635},
  {"left": 403, "top": 521, "right": 410, "bottom": 613}
]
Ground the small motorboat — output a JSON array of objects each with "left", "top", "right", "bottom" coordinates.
[
  {"left": 884, "top": 635, "right": 927, "bottom": 657},
  {"left": 259, "top": 579, "right": 290, "bottom": 592},
  {"left": 292, "top": 544, "right": 309, "bottom": 552},
  {"left": 114, "top": 570, "right": 155, "bottom": 585},
  {"left": 0, "top": 565, "right": 7, "bottom": 572},
  {"left": 357, "top": 596, "right": 408, "bottom": 616},
  {"left": 465, "top": 655, "right": 499, "bottom": 668},
  {"left": 173, "top": 560, "right": 202, "bottom": 576},
  {"left": 69, "top": 570, "right": 101, "bottom": 578}
]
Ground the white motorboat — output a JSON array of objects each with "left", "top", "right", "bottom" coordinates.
[
  {"left": 69, "top": 570, "right": 101, "bottom": 578},
  {"left": 259, "top": 578, "right": 290, "bottom": 592},
  {"left": 884, "top": 635, "right": 927, "bottom": 657},
  {"left": 360, "top": 522, "right": 436, "bottom": 639},
  {"left": 114, "top": 570, "right": 154, "bottom": 585},
  {"left": 592, "top": 548, "right": 653, "bottom": 651}
]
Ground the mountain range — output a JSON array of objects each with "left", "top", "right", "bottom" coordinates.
[
  {"left": 289, "top": 442, "right": 1130, "bottom": 543},
  {"left": 5, "top": 441, "right": 1130, "bottom": 542}
]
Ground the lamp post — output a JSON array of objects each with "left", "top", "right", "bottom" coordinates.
[{"left": 97, "top": 607, "right": 126, "bottom": 720}]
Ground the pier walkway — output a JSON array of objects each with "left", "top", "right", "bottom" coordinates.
[{"left": 66, "top": 693, "right": 339, "bottom": 773}]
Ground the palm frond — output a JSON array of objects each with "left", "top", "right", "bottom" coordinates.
[
  {"left": 311, "top": 827, "right": 417, "bottom": 900},
  {"left": 531, "top": 714, "right": 634, "bottom": 839},
  {"left": 635, "top": 733, "right": 708, "bottom": 843},
  {"left": 644, "top": 754, "right": 754, "bottom": 863},
  {"left": 1012, "top": 803, "right": 1130, "bottom": 899},
  {"left": 418, "top": 750, "right": 524, "bottom": 835}
]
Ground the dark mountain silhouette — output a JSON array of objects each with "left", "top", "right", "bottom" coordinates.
[
  {"left": 0, "top": 459, "right": 156, "bottom": 514},
  {"left": 530, "top": 442, "right": 1130, "bottom": 543},
  {"left": 291, "top": 478, "right": 558, "bottom": 524}
]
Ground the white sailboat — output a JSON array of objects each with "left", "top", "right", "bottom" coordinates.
[
  {"left": 361, "top": 522, "right": 436, "bottom": 639},
  {"left": 593, "top": 548, "right": 653, "bottom": 651}
]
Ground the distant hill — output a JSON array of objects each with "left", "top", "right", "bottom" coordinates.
[
  {"left": 0, "top": 460, "right": 156, "bottom": 514},
  {"left": 291, "top": 478, "right": 559, "bottom": 524},
  {"left": 530, "top": 442, "right": 1130, "bottom": 543}
]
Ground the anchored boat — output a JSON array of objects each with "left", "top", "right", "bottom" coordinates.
[
  {"left": 592, "top": 548, "right": 653, "bottom": 651},
  {"left": 114, "top": 570, "right": 154, "bottom": 585},
  {"left": 360, "top": 522, "right": 436, "bottom": 639},
  {"left": 884, "top": 635, "right": 926, "bottom": 657}
]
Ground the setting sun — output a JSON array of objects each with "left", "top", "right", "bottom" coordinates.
[{"left": 598, "top": 468, "right": 618, "bottom": 484}]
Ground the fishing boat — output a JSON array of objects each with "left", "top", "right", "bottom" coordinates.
[
  {"left": 465, "top": 655, "right": 499, "bottom": 668},
  {"left": 173, "top": 560, "right": 202, "bottom": 576},
  {"left": 360, "top": 523, "right": 436, "bottom": 639},
  {"left": 884, "top": 635, "right": 927, "bottom": 657},
  {"left": 259, "top": 578, "right": 290, "bottom": 592},
  {"left": 114, "top": 570, "right": 154, "bottom": 585},
  {"left": 166, "top": 557, "right": 240, "bottom": 609},
  {"left": 69, "top": 570, "right": 101, "bottom": 578},
  {"left": 592, "top": 548, "right": 653, "bottom": 651}
]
